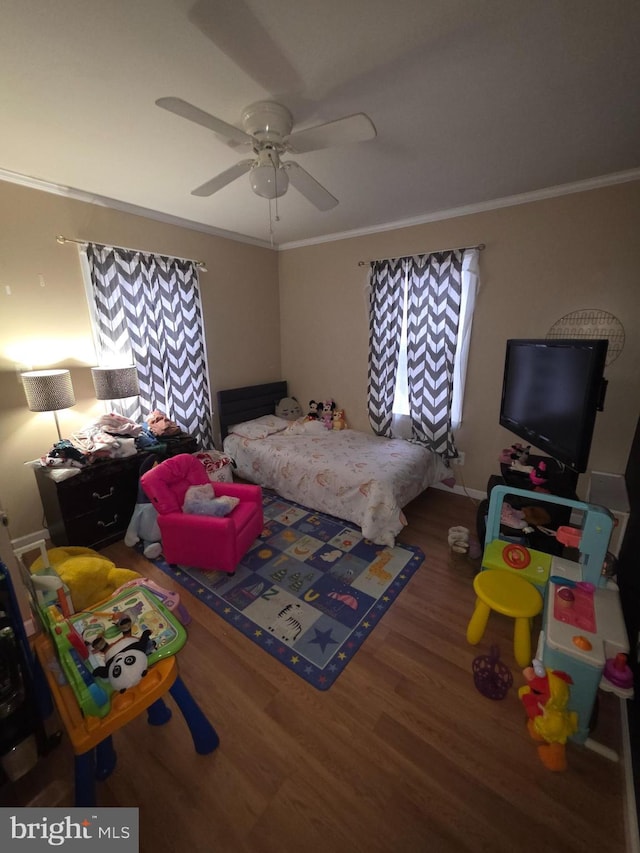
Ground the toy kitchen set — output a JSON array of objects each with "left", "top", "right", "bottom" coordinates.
[{"left": 485, "top": 485, "right": 632, "bottom": 746}]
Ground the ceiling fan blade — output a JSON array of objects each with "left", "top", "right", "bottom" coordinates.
[
  {"left": 188, "top": 0, "right": 303, "bottom": 98},
  {"left": 287, "top": 113, "right": 376, "bottom": 154},
  {"left": 284, "top": 162, "right": 338, "bottom": 211},
  {"left": 156, "top": 97, "right": 253, "bottom": 147},
  {"left": 191, "top": 159, "right": 254, "bottom": 196}
]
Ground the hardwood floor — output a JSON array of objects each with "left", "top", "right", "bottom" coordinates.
[{"left": 4, "top": 488, "right": 629, "bottom": 852}]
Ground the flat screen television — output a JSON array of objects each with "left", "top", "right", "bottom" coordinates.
[{"left": 499, "top": 338, "right": 608, "bottom": 473}]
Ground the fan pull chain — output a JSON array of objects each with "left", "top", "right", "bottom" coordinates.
[
  {"left": 267, "top": 156, "right": 281, "bottom": 248},
  {"left": 268, "top": 198, "right": 274, "bottom": 248}
]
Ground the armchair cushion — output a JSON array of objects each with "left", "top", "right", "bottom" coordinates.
[{"left": 183, "top": 484, "right": 239, "bottom": 516}]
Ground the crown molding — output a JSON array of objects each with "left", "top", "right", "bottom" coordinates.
[
  {"left": 2, "top": 165, "right": 638, "bottom": 253},
  {"left": 0, "top": 168, "right": 273, "bottom": 250},
  {"left": 278, "top": 168, "right": 640, "bottom": 250}
]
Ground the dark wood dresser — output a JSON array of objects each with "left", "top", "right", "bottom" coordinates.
[{"left": 33, "top": 436, "right": 197, "bottom": 549}]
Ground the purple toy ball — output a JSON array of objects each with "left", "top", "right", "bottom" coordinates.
[{"left": 472, "top": 645, "right": 513, "bottom": 700}]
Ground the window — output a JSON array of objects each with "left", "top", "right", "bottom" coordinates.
[
  {"left": 367, "top": 247, "right": 480, "bottom": 456},
  {"left": 82, "top": 243, "right": 214, "bottom": 449}
]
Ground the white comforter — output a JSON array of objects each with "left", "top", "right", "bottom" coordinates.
[{"left": 223, "top": 419, "right": 451, "bottom": 546}]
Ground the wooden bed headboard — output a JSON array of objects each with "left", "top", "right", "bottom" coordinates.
[{"left": 217, "top": 381, "right": 288, "bottom": 441}]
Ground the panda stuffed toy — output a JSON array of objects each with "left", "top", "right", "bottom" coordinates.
[{"left": 92, "top": 629, "right": 153, "bottom": 694}]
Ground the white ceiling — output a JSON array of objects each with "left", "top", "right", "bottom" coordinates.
[{"left": 2, "top": 0, "right": 639, "bottom": 249}]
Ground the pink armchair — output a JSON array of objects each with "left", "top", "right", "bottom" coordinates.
[{"left": 140, "top": 454, "right": 263, "bottom": 574}]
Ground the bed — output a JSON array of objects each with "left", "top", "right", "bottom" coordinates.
[{"left": 217, "top": 382, "right": 453, "bottom": 547}]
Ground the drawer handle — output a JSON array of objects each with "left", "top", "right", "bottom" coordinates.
[
  {"left": 92, "top": 487, "right": 115, "bottom": 500},
  {"left": 97, "top": 514, "right": 119, "bottom": 528}
]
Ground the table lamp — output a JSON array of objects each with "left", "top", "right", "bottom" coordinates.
[
  {"left": 21, "top": 369, "right": 76, "bottom": 442},
  {"left": 91, "top": 366, "right": 140, "bottom": 403}
]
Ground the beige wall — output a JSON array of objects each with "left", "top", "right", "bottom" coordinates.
[
  {"left": 2, "top": 178, "right": 639, "bottom": 541},
  {"left": 279, "top": 180, "right": 640, "bottom": 498},
  {"left": 0, "top": 180, "right": 280, "bottom": 539}
]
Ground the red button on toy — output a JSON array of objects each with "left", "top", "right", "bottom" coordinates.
[{"left": 502, "top": 544, "right": 531, "bottom": 570}]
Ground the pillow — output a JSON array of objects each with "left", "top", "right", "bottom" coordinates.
[
  {"left": 228, "top": 415, "right": 289, "bottom": 440},
  {"left": 182, "top": 483, "right": 240, "bottom": 517},
  {"left": 286, "top": 417, "right": 327, "bottom": 435},
  {"left": 193, "top": 450, "right": 235, "bottom": 480}
]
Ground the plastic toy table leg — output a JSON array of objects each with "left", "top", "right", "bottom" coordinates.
[
  {"left": 96, "top": 735, "right": 117, "bottom": 781},
  {"left": 466, "top": 600, "right": 491, "bottom": 645},
  {"left": 73, "top": 738, "right": 116, "bottom": 807},
  {"left": 147, "top": 697, "right": 173, "bottom": 726},
  {"left": 74, "top": 750, "right": 96, "bottom": 808},
  {"left": 169, "top": 676, "right": 220, "bottom": 754}
]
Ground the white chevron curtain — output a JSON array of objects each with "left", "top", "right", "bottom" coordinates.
[
  {"left": 366, "top": 258, "right": 405, "bottom": 437},
  {"left": 85, "top": 243, "right": 213, "bottom": 449},
  {"left": 367, "top": 248, "right": 479, "bottom": 457}
]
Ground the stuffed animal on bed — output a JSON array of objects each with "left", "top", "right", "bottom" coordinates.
[
  {"left": 306, "top": 400, "right": 321, "bottom": 420},
  {"left": 275, "top": 397, "right": 303, "bottom": 421},
  {"left": 332, "top": 409, "right": 348, "bottom": 430},
  {"left": 321, "top": 399, "right": 336, "bottom": 429}
]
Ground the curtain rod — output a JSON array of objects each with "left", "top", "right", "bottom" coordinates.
[
  {"left": 357, "top": 242, "right": 485, "bottom": 266},
  {"left": 56, "top": 235, "right": 208, "bottom": 270}
]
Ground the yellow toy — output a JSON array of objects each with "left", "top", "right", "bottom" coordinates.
[
  {"left": 519, "top": 664, "right": 578, "bottom": 771},
  {"left": 31, "top": 546, "right": 140, "bottom": 613},
  {"left": 332, "top": 409, "right": 348, "bottom": 430}
]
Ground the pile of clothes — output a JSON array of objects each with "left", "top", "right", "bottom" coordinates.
[{"left": 35, "top": 410, "right": 183, "bottom": 471}]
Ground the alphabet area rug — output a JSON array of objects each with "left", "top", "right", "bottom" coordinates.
[{"left": 153, "top": 492, "right": 425, "bottom": 690}]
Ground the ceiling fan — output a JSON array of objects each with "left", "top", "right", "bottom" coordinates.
[{"left": 155, "top": 97, "right": 376, "bottom": 210}]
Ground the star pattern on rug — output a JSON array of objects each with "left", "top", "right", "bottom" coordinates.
[{"left": 307, "top": 627, "right": 339, "bottom": 653}]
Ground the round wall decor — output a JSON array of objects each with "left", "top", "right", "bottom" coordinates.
[{"left": 546, "top": 309, "right": 625, "bottom": 365}]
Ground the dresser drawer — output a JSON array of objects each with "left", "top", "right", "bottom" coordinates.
[
  {"left": 55, "top": 466, "right": 138, "bottom": 517},
  {"left": 63, "top": 504, "right": 135, "bottom": 549}
]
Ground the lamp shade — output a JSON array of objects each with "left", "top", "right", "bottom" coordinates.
[
  {"left": 91, "top": 366, "right": 140, "bottom": 400},
  {"left": 21, "top": 370, "right": 75, "bottom": 412}
]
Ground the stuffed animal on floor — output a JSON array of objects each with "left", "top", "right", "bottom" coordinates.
[
  {"left": 30, "top": 546, "right": 140, "bottom": 613},
  {"left": 518, "top": 663, "right": 578, "bottom": 771},
  {"left": 124, "top": 455, "right": 163, "bottom": 559}
]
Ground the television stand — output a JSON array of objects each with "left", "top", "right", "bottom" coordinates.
[
  {"left": 478, "top": 454, "right": 579, "bottom": 556},
  {"left": 499, "top": 454, "right": 578, "bottom": 497}
]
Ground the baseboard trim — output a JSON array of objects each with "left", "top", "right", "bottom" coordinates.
[{"left": 432, "top": 481, "right": 486, "bottom": 502}]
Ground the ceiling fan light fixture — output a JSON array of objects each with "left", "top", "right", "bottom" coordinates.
[
  {"left": 157, "top": 96, "right": 375, "bottom": 209},
  {"left": 250, "top": 162, "right": 289, "bottom": 199}
]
